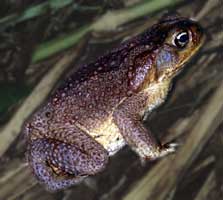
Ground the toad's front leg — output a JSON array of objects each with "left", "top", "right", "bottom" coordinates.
[{"left": 113, "top": 95, "right": 176, "bottom": 160}]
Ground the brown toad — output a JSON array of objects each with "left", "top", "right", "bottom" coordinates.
[{"left": 24, "top": 14, "right": 204, "bottom": 191}]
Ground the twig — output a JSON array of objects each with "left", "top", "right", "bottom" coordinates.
[
  {"left": 32, "top": 25, "right": 91, "bottom": 63},
  {"left": 92, "top": 0, "right": 182, "bottom": 31},
  {"left": 0, "top": 0, "right": 78, "bottom": 28},
  {"left": 195, "top": 0, "right": 219, "bottom": 20},
  {"left": 0, "top": 163, "right": 37, "bottom": 200},
  {"left": 194, "top": 170, "right": 216, "bottom": 200}
]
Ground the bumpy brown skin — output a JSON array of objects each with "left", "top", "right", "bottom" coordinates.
[{"left": 24, "top": 14, "right": 204, "bottom": 191}]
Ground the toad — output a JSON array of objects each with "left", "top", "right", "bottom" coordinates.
[{"left": 24, "top": 13, "right": 204, "bottom": 191}]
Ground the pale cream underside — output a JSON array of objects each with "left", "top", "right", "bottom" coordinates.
[{"left": 76, "top": 80, "right": 171, "bottom": 156}]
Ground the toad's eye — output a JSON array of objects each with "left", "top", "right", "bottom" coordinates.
[{"left": 173, "top": 31, "right": 189, "bottom": 48}]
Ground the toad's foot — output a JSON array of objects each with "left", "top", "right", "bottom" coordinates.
[
  {"left": 157, "top": 142, "right": 179, "bottom": 158},
  {"left": 140, "top": 142, "right": 179, "bottom": 165}
]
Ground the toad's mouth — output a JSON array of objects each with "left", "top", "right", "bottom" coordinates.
[
  {"left": 157, "top": 66, "right": 184, "bottom": 82},
  {"left": 174, "top": 67, "right": 184, "bottom": 76}
]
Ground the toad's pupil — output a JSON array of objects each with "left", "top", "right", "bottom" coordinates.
[
  {"left": 175, "top": 31, "right": 189, "bottom": 48},
  {"left": 178, "top": 32, "right": 189, "bottom": 43}
]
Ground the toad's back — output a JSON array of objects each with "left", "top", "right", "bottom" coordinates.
[{"left": 26, "top": 48, "right": 133, "bottom": 155}]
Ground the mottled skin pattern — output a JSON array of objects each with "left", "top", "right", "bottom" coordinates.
[{"left": 24, "top": 14, "right": 204, "bottom": 191}]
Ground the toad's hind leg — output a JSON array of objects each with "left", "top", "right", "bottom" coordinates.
[{"left": 27, "top": 129, "right": 108, "bottom": 191}]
